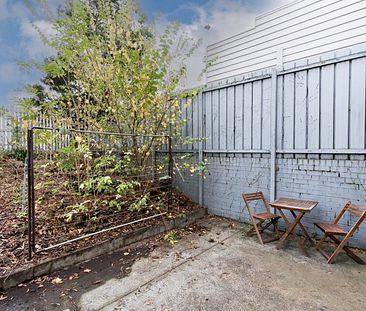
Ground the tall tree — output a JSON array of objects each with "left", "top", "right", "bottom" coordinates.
[{"left": 20, "top": 0, "right": 201, "bottom": 136}]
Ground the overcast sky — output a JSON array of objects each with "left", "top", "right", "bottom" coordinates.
[{"left": 0, "top": 0, "right": 291, "bottom": 109}]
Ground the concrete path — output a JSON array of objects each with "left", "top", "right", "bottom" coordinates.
[
  {"left": 80, "top": 217, "right": 366, "bottom": 311},
  {"left": 2, "top": 216, "right": 366, "bottom": 310}
]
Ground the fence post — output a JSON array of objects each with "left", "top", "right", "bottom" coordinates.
[
  {"left": 168, "top": 136, "right": 173, "bottom": 210},
  {"left": 198, "top": 91, "right": 204, "bottom": 205},
  {"left": 27, "top": 128, "right": 35, "bottom": 259},
  {"left": 270, "top": 68, "right": 278, "bottom": 202}
]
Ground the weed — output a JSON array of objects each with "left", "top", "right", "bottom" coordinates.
[{"left": 164, "top": 230, "right": 179, "bottom": 246}]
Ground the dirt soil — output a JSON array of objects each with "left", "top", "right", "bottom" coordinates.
[{"left": 0, "top": 158, "right": 202, "bottom": 275}]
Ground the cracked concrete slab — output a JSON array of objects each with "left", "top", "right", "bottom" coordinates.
[{"left": 79, "top": 217, "right": 366, "bottom": 311}]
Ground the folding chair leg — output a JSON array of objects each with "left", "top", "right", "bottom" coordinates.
[
  {"left": 327, "top": 239, "right": 348, "bottom": 264},
  {"left": 247, "top": 220, "right": 264, "bottom": 236},
  {"left": 255, "top": 225, "right": 265, "bottom": 245},
  {"left": 315, "top": 233, "right": 335, "bottom": 261},
  {"left": 272, "top": 217, "right": 281, "bottom": 236},
  {"left": 316, "top": 233, "right": 328, "bottom": 251},
  {"left": 250, "top": 217, "right": 264, "bottom": 245},
  {"left": 328, "top": 235, "right": 366, "bottom": 265}
]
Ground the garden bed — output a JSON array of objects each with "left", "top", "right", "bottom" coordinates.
[{"left": 0, "top": 158, "right": 203, "bottom": 276}]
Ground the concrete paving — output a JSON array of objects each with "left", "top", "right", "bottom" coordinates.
[
  {"left": 2, "top": 216, "right": 366, "bottom": 310},
  {"left": 79, "top": 217, "right": 366, "bottom": 311}
]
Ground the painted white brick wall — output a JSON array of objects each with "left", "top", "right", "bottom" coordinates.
[
  {"left": 173, "top": 153, "right": 200, "bottom": 203},
  {"left": 276, "top": 155, "right": 366, "bottom": 249},
  {"left": 178, "top": 154, "right": 366, "bottom": 249}
]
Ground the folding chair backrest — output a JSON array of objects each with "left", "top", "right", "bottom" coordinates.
[
  {"left": 242, "top": 192, "right": 271, "bottom": 213},
  {"left": 334, "top": 201, "right": 366, "bottom": 234},
  {"left": 346, "top": 203, "right": 366, "bottom": 217}
]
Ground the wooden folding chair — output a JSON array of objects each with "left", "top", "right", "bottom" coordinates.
[
  {"left": 242, "top": 192, "right": 281, "bottom": 245},
  {"left": 315, "top": 202, "right": 366, "bottom": 264}
]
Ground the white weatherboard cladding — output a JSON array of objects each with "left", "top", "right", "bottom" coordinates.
[{"left": 206, "top": 0, "right": 366, "bottom": 82}]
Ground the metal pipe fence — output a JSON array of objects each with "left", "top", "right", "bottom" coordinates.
[{"left": 26, "top": 127, "right": 173, "bottom": 260}]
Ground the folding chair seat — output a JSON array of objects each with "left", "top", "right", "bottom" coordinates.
[
  {"left": 242, "top": 191, "right": 281, "bottom": 245},
  {"left": 253, "top": 212, "right": 278, "bottom": 221},
  {"left": 314, "top": 223, "right": 347, "bottom": 236},
  {"left": 314, "top": 201, "right": 366, "bottom": 264}
]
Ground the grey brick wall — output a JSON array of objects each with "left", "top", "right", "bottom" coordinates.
[
  {"left": 177, "top": 153, "right": 366, "bottom": 249},
  {"left": 203, "top": 154, "right": 270, "bottom": 222},
  {"left": 173, "top": 153, "right": 200, "bottom": 203},
  {"left": 276, "top": 155, "right": 366, "bottom": 249}
]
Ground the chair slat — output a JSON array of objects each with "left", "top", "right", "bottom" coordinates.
[
  {"left": 347, "top": 203, "right": 366, "bottom": 217},
  {"left": 243, "top": 192, "right": 263, "bottom": 202}
]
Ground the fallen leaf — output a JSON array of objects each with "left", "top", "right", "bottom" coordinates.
[
  {"left": 51, "top": 277, "right": 63, "bottom": 285},
  {"left": 92, "top": 280, "right": 102, "bottom": 285},
  {"left": 68, "top": 273, "right": 79, "bottom": 280},
  {"left": 0, "top": 295, "right": 7, "bottom": 301},
  {"left": 17, "top": 283, "right": 26, "bottom": 287},
  {"left": 83, "top": 268, "right": 91, "bottom": 273},
  {"left": 123, "top": 252, "right": 129, "bottom": 256}
]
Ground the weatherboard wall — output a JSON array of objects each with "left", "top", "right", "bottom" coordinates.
[{"left": 206, "top": 0, "right": 366, "bottom": 83}]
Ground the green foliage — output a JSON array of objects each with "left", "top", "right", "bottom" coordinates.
[
  {"left": 67, "top": 201, "right": 89, "bottom": 213},
  {"left": 109, "top": 199, "right": 123, "bottom": 211},
  {"left": 94, "top": 153, "right": 116, "bottom": 173},
  {"left": 65, "top": 201, "right": 90, "bottom": 222},
  {"left": 10, "top": 149, "right": 27, "bottom": 162},
  {"left": 55, "top": 146, "right": 77, "bottom": 172},
  {"left": 116, "top": 180, "right": 141, "bottom": 195},
  {"left": 95, "top": 176, "right": 113, "bottom": 193},
  {"left": 16, "top": 211, "right": 27, "bottom": 219},
  {"left": 129, "top": 193, "right": 150, "bottom": 212},
  {"left": 79, "top": 177, "right": 96, "bottom": 193},
  {"left": 18, "top": 0, "right": 205, "bottom": 169},
  {"left": 164, "top": 230, "right": 179, "bottom": 246},
  {"left": 14, "top": 0, "right": 211, "bottom": 183},
  {"left": 80, "top": 176, "right": 114, "bottom": 193}
]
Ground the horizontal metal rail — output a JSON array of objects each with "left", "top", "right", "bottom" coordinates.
[
  {"left": 276, "top": 149, "right": 366, "bottom": 155},
  {"left": 160, "top": 148, "right": 366, "bottom": 155},
  {"left": 156, "top": 149, "right": 199, "bottom": 153},
  {"left": 32, "top": 126, "right": 170, "bottom": 138},
  {"left": 204, "top": 149, "right": 270, "bottom": 154},
  {"left": 277, "top": 50, "right": 366, "bottom": 76},
  {"left": 203, "top": 74, "right": 272, "bottom": 93},
  {"left": 39, "top": 212, "right": 167, "bottom": 252}
]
